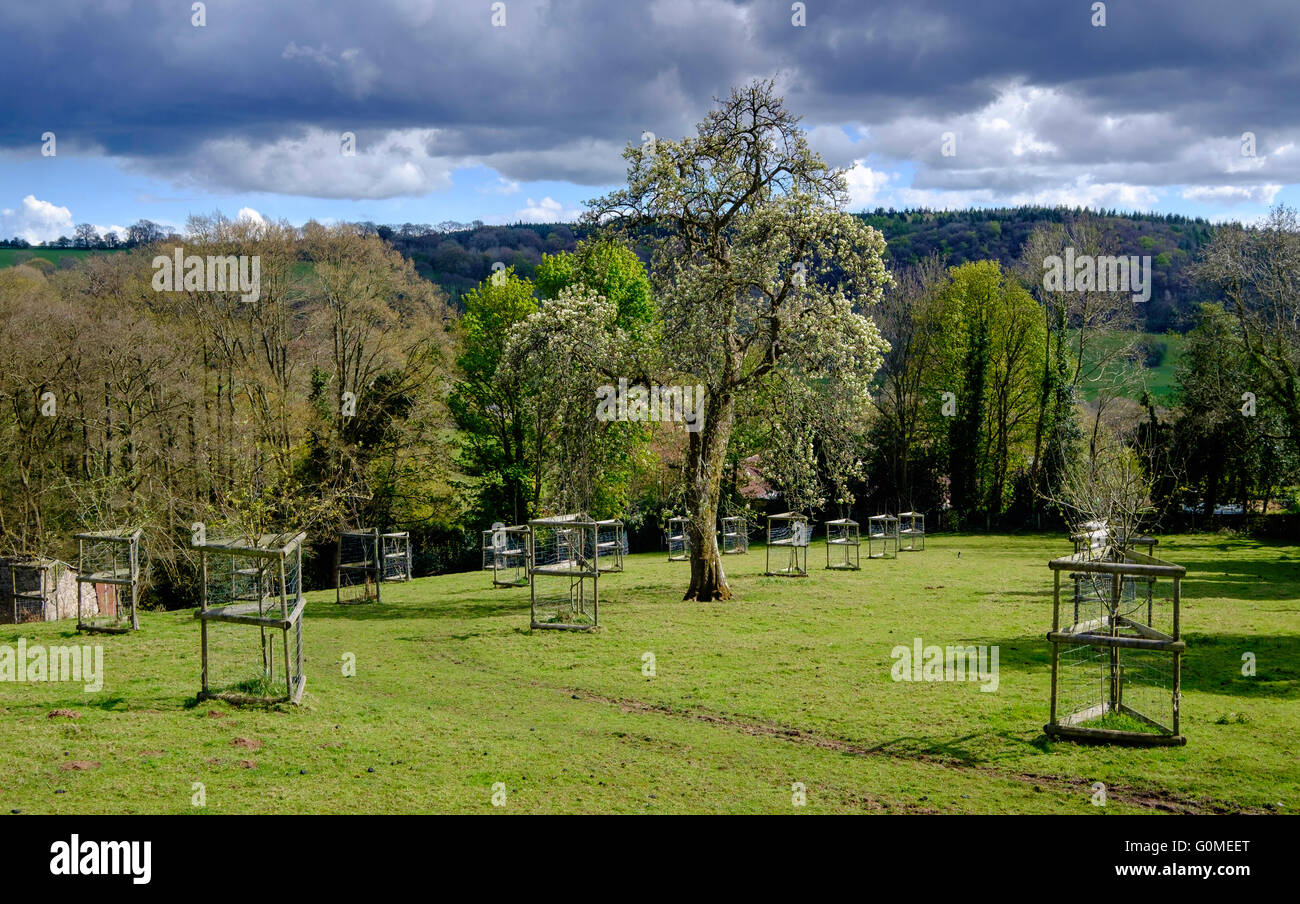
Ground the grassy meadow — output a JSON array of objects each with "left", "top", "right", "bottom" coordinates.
[
  {"left": 0, "top": 248, "right": 114, "bottom": 269},
  {"left": 0, "top": 532, "right": 1295, "bottom": 814},
  {"left": 1076, "top": 330, "right": 1186, "bottom": 405}
]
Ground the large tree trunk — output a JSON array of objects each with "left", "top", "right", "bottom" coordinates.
[{"left": 684, "top": 391, "right": 735, "bottom": 601}]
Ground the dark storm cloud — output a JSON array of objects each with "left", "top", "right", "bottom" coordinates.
[{"left": 0, "top": 0, "right": 1295, "bottom": 200}]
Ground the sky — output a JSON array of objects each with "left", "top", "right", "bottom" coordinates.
[{"left": 1, "top": 0, "right": 1297, "bottom": 243}]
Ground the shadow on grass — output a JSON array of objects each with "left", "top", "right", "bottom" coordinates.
[
  {"left": 866, "top": 731, "right": 1001, "bottom": 767},
  {"left": 305, "top": 586, "right": 533, "bottom": 623},
  {"left": 983, "top": 628, "right": 1299, "bottom": 700},
  {"left": 1171, "top": 556, "right": 1300, "bottom": 603}
]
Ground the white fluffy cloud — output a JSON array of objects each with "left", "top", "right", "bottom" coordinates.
[
  {"left": 132, "top": 128, "right": 457, "bottom": 200},
  {"left": 93, "top": 224, "right": 129, "bottom": 241},
  {"left": 812, "top": 82, "right": 1298, "bottom": 212},
  {"left": 507, "top": 196, "right": 582, "bottom": 224},
  {"left": 236, "top": 207, "right": 267, "bottom": 227},
  {"left": 1181, "top": 184, "right": 1282, "bottom": 205},
  {"left": 844, "top": 163, "right": 893, "bottom": 207},
  {"left": 0, "top": 195, "right": 74, "bottom": 244}
]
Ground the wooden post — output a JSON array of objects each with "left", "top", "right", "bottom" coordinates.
[
  {"left": 130, "top": 534, "right": 139, "bottom": 630},
  {"left": 76, "top": 537, "right": 84, "bottom": 628},
  {"left": 259, "top": 565, "right": 270, "bottom": 677},
  {"left": 280, "top": 553, "right": 291, "bottom": 700},
  {"left": 200, "top": 548, "right": 209, "bottom": 696},
  {"left": 1172, "top": 576, "right": 1181, "bottom": 737},
  {"left": 1049, "top": 568, "right": 1060, "bottom": 727},
  {"left": 1109, "top": 572, "right": 1121, "bottom": 715},
  {"left": 374, "top": 528, "right": 382, "bottom": 605}
]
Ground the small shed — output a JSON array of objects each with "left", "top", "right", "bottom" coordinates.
[{"left": 0, "top": 556, "right": 84, "bottom": 624}]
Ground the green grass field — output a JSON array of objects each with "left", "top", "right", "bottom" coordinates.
[
  {"left": 0, "top": 532, "right": 1295, "bottom": 814},
  {"left": 1077, "top": 330, "right": 1186, "bottom": 405},
  {"left": 0, "top": 248, "right": 114, "bottom": 269}
]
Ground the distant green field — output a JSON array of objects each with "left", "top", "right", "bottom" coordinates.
[
  {"left": 0, "top": 532, "right": 1294, "bottom": 814},
  {"left": 0, "top": 248, "right": 117, "bottom": 269},
  {"left": 1076, "top": 330, "right": 1186, "bottom": 406}
]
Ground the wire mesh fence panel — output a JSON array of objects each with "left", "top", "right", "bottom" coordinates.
[
  {"left": 206, "top": 553, "right": 295, "bottom": 618},
  {"left": 530, "top": 574, "right": 597, "bottom": 629},
  {"left": 201, "top": 618, "right": 278, "bottom": 699},
  {"left": 1055, "top": 643, "right": 1176, "bottom": 738},
  {"left": 826, "top": 519, "right": 859, "bottom": 570}
]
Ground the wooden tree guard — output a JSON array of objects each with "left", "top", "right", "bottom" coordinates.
[
  {"left": 196, "top": 531, "right": 306, "bottom": 705},
  {"left": 899, "top": 511, "right": 926, "bottom": 552},
  {"left": 490, "top": 524, "right": 531, "bottom": 588},
  {"left": 594, "top": 519, "right": 627, "bottom": 573},
  {"left": 336, "top": 528, "right": 412, "bottom": 604},
  {"left": 867, "top": 514, "right": 899, "bottom": 559},
  {"left": 720, "top": 516, "right": 748, "bottom": 555},
  {"left": 380, "top": 531, "right": 412, "bottom": 582},
  {"left": 825, "top": 518, "right": 860, "bottom": 570},
  {"left": 337, "top": 528, "right": 380, "bottom": 604},
  {"left": 529, "top": 515, "right": 598, "bottom": 631},
  {"left": 1046, "top": 546, "right": 1186, "bottom": 746},
  {"left": 75, "top": 528, "right": 142, "bottom": 633},
  {"left": 765, "top": 512, "right": 811, "bottom": 576}
]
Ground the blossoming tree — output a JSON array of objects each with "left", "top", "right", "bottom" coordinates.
[{"left": 510, "top": 81, "right": 891, "bottom": 600}]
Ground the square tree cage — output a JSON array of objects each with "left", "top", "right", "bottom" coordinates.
[
  {"left": 529, "top": 515, "right": 599, "bottom": 631},
  {"left": 825, "top": 518, "right": 860, "bottom": 570},
  {"left": 380, "top": 531, "right": 412, "bottom": 582},
  {"left": 666, "top": 516, "right": 690, "bottom": 561},
  {"left": 899, "top": 511, "right": 926, "bottom": 552},
  {"left": 867, "top": 514, "right": 899, "bottom": 559},
  {"left": 335, "top": 528, "right": 411, "bottom": 604},
  {"left": 720, "top": 516, "right": 748, "bottom": 555},
  {"left": 594, "top": 519, "right": 627, "bottom": 573},
  {"left": 2, "top": 559, "right": 49, "bottom": 624},
  {"left": 1046, "top": 545, "right": 1186, "bottom": 746},
  {"left": 766, "top": 512, "right": 811, "bottom": 577},
  {"left": 489, "top": 523, "right": 531, "bottom": 588},
  {"left": 195, "top": 531, "right": 306, "bottom": 705},
  {"left": 76, "top": 528, "right": 142, "bottom": 633}
]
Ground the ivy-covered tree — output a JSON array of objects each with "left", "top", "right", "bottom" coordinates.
[{"left": 448, "top": 268, "right": 539, "bottom": 525}]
